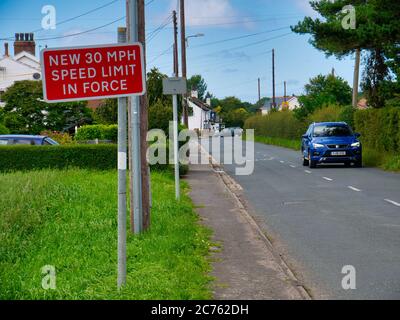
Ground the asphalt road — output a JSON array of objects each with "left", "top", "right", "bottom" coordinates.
[{"left": 201, "top": 137, "right": 400, "bottom": 299}]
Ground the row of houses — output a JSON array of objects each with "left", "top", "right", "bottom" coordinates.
[{"left": 0, "top": 33, "right": 41, "bottom": 107}]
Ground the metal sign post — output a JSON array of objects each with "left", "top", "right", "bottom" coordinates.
[
  {"left": 163, "top": 77, "right": 187, "bottom": 200},
  {"left": 127, "top": 0, "right": 143, "bottom": 233},
  {"left": 117, "top": 27, "right": 127, "bottom": 289}
]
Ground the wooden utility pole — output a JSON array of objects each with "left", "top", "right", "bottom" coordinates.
[
  {"left": 258, "top": 78, "right": 261, "bottom": 102},
  {"left": 173, "top": 10, "right": 179, "bottom": 77},
  {"left": 138, "top": 0, "right": 150, "bottom": 231},
  {"left": 272, "top": 49, "right": 276, "bottom": 109},
  {"left": 126, "top": 0, "right": 135, "bottom": 232},
  {"left": 180, "top": 0, "right": 188, "bottom": 127},
  {"left": 284, "top": 81, "right": 287, "bottom": 103},
  {"left": 352, "top": 49, "right": 361, "bottom": 108}
]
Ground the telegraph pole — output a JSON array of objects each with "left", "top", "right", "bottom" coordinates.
[
  {"left": 180, "top": 0, "right": 188, "bottom": 127},
  {"left": 272, "top": 49, "right": 276, "bottom": 110},
  {"left": 258, "top": 78, "right": 261, "bottom": 102},
  {"left": 173, "top": 10, "right": 179, "bottom": 76},
  {"left": 138, "top": 0, "right": 150, "bottom": 231},
  {"left": 127, "top": 0, "right": 143, "bottom": 234},
  {"left": 172, "top": 10, "right": 180, "bottom": 200},
  {"left": 352, "top": 49, "right": 361, "bottom": 108},
  {"left": 284, "top": 81, "right": 287, "bottom": 103}
]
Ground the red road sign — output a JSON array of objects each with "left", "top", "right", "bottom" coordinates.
[{"left": 41, "top": 43, "right": 146, "bottom": 102}]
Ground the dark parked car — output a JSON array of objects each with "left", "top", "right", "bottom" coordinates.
[
  {"left": 301, "top": 122, "right": 362, "bottom": 168},
  {"left": 0, "top": 135, "right": 59, "bottom": 146}
]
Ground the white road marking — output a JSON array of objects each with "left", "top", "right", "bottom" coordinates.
[
  {"left": 348, "top": 186, "right": 362, "bottom": 192},
  {"left": 323, "top": 177, "right": 333, "bottom": 181},
  {"left": 384, "top": 199, "right": 400, "bottom": 207},
  {"left": 290, "top": 165, "right": 296, "bottom": 168},
  {"left": 280, "top": 160, "right": 285, "bottom": 163},
  {"left": 304, "top": 170, "right": 312, "bottom": 174}
]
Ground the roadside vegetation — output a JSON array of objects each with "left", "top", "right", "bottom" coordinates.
[{"left": 0, "top": 169, "right": 212, "bottom": 299}]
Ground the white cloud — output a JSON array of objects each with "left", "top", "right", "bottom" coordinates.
[
  {"left": 171, "top": 0, "right": 251, "bottom": 28},
  {"left": 292, "top": 0, "right": 317, "bottom": 17}
]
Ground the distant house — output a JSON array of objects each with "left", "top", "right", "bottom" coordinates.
[
  {"left": 259, "top": 95, "right": 300, "bottom": 115},
  {"left": 0, "top": 33, "right": 41, "bottom": 107},
  {"left": 186, "top": 91, "right": 213, "bottom": 131},
  {"left": 357, "top": 98, "right": 369, "bottom": 110}
]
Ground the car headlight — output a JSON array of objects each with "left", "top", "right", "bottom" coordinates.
[
  {"left": 313, "top": 143, "right": 324, "bottom": 148},
  {"left": 351, "top": 142, "right": 360, "bottom": 147}
]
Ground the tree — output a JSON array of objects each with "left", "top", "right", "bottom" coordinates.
[
  {"left": 294, "top": 74, "right": 352, "bottom": 119},
  {"left": 147, "top": 68, "right": 171, "bottom": 106},
  {"left": 93, "top": 99, "right": 118, "bottom": 124},
  {"left": 187, "top": 75, "right": 207, "bottom": 100},
  {"left": 2, "top": 80, "right": 92, "bottom": 134},
  {"left": 291, "top": 0, "right": 400, "bottom": 107},
  {"left": 148, "top": 100, "right": 173, "bottom": 134},
  {"left": 223, "top": 108, "right": 249, "bottom": 128}
]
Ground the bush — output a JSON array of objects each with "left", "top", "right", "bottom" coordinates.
[
  {"left": 75, "top": 125, "right": 118, "bottom": 142},
  {"left": 0, "top": 145, "right": 118, "bottom": 171},
  {"left": 307, "top": 104, "right": 343, "bottom": 123},
  {"left": 40, "top": 130, "right": 74, "bottom": 145},
  {"left": 0, "top": 123, "right": 9, "bottom": 134},
  {"left": 354, "top": 108, "right": 400, "bottom": 153},
  {"left": 0, "top": 144, "right": 187, "bottom": 175},
  {"left": 244, "top": 110, "right": 307, "bottom": 140}
]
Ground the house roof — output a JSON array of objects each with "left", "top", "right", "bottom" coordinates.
[
  {"left": 260, "top": 96, "right": 298, "bottom": 110},
  {"left": 188, "top": 96, "right": 211, "bottom": 111}
]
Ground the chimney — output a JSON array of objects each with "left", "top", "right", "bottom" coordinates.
[
  {"left": 206, "top": 98, "right": 211, "bottom": 107},
  {"left": 4, "top": 43, "right": 9, "bottom": 57},
  {"left": 191, "top": 90, "right": 198, "bottom": 99},
  {"left": 14, "top": 32, "right": 36, "bottom": 56}
]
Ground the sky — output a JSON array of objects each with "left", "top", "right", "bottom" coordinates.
[{"left": 0, "top": 0, "right": 358, "bottom": 103}]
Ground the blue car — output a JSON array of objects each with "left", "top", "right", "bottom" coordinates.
[
  {"left": 0, "top": 135, "right": 59, "bottom": 146},
  {"left": 301, "top": 122, "right": 362, "bottom": 168}
]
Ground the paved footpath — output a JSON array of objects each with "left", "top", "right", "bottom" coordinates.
[{"left": 186, "top": 162, "right": 308, "bottom": 300}]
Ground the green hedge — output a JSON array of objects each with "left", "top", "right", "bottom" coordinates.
[
  {"left": 0, "top": 145, "right": 117, "bottom": 171},
  {"left": 0, "top": 124, "right": 9, "bottom": 134},
  {"left": 354, "top": 108, "right": 400, "bottom": 153},
  {"left": 0, "top": 144, "right": 188, "bottom": 175},
  {"left": 245, "top": 110, "right": 307, "bottom": 140},
  {"left": 75, "top": 125, "right": 118, "bottom": 142}
]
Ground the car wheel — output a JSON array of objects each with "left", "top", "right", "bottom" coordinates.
[
  {"left": 303, "top": 155, "right": 309, "bottom": 166},
  {"left": 355, "top": 158, "right": 363, "bottom": 168},
  {"left": 308, "top": 152, "right": 316, "bottom": 168},
  {"left": 344, "top": 161, "right": 351, "bottom": 167}
]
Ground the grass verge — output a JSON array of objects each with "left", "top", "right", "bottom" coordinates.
[
  {"left": 254, "top": 135, "right": 400, "bottom": 172},
  {"left": 0, "top": 169, "right": 212, "bottom": 300}
]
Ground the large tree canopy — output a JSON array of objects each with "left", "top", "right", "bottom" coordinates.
[
  {"left": 292, "top": 0, "right": 400, "bottom": 57},
  {"left": 292, "top": 0, "right": 400, "bottom": 107},
  {"left": 295, "top": 74, "right": 352, "bottom": 119},
  {"left": 2, "top": 80, "right": 92, "bottom": 134}
]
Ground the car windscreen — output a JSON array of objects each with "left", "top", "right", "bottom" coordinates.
[{"left": 313, "top": 125, "right": 353, "bottom": 137}]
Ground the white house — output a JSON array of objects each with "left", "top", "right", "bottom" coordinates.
[
  {"left": 0, "top": 33, "right": 41, "bottom": 107},
  {"left": 185, "top": 91, "right": 213, "bottom": 131},
  {"left": 259, "top": 95, "right": 300, "bottom": 115}
]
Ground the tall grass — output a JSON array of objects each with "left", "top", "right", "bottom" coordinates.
[{"left": 0, "top": 170, "right": 212, "bottom": 300}]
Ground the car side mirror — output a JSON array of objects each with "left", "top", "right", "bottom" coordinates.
[
  {"left": 355, "top": 133, "right": 361, "bottom": 138},
  {"left": 302, "top": 134, "right": 309, "bottom": 139}
]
